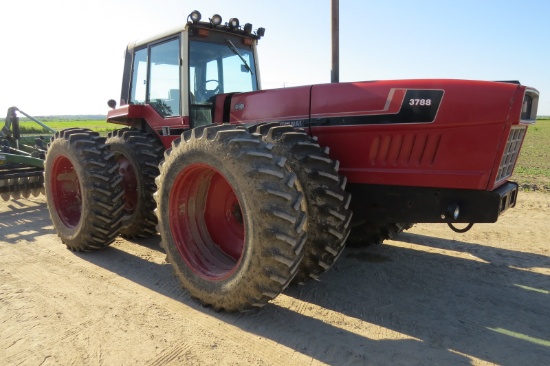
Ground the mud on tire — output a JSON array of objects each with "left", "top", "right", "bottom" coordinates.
[
  {"left": 105, "top": 128, "right": 164, "bottom": 238},
  {"left": 44, "top": 128, "right": 124, "bottom": 251},
  {"left": 250, "top": 124, "right": 352, "bottom": 284},
  {"left": 154, "top": 124, "right": 307, "bottom": 312}
]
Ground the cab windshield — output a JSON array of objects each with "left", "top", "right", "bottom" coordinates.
[{"left": 189, "top": 39, "right": 258, "bottom": 126}]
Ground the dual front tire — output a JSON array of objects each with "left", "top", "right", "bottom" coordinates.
[{"left": 155, "top": 124, "right": 307, "bottom": 311}]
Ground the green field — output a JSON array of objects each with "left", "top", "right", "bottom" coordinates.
[
  {"left": 19, "top": 119, "right": 115, "bottom": 134},
  {"left": 16, "top": 117, "right": 550, "bottom": 191},
  {"left": 512, "top": 118, "right": 550, "bottom": 191}
]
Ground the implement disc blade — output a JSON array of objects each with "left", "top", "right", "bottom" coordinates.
[{"left": 0, "top": 169, "right": 45, "bottom": 201}]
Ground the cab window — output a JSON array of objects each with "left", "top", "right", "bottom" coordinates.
[
  {"left": 129, "top": 37, "right": 181, "bottom": 117},
  {"left": 149, "top": 38, "right": 181, "bottom": 116},
  {"left": 189, "top": 39, "right": 257, "bottom": 126},
  {"left": 130, "top": 48, "right": 147, "bottom": 105}
]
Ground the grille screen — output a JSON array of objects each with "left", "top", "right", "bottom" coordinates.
[{"left": 495, "top": 126, "right": 526, "bottom": 183}]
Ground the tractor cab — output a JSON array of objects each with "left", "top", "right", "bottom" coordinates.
[{"left": 109, "top": 10, "right": 264, "bottom": 134}]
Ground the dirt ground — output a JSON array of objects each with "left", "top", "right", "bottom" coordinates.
[{"left": 1, "top": 192, "right": 549, "bottom": 365}]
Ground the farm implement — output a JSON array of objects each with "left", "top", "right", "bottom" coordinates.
[{"left": 0, "top": 107, "right": 54, "bottom": 201}]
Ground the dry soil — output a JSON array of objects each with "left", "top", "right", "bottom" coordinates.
[{"left": 1, "top": 192, "right": 549, "bottom": 365}]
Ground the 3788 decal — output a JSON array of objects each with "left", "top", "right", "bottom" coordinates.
[{"left": 409, "top": 98, "right": 432, "bottom": 106}]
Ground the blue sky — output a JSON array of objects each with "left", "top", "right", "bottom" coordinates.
[{"left": 1, "top": 0, "right": 548, "bottom": 116}]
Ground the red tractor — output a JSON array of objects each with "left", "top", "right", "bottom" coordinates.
[{"left": 44, "top": 11, "right": 539, "bottom": 312}]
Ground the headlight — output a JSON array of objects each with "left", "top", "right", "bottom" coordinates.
[
  {"left": 228, "top": 18, "right": 239, "bottom": 29},
  {"left": 210, "top": 14, "right": 222, "bottom": 26},
  {"left": 189, "top": 10, "right": 201, "bottom": 24}
]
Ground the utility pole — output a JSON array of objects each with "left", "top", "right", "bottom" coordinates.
[{"left": 331, "top": 0, "right": 339, "bottom": 83}]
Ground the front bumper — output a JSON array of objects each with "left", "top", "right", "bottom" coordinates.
[{"left": 347, "top": 181, "right": 519, "bottom": 224}]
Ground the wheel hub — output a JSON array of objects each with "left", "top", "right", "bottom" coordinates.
[
  {"left": 169, "top": 164, "right": 245, "bottom": 280},
  {"left": 51, "top": 156, "right": 81, "bottom": 228}
]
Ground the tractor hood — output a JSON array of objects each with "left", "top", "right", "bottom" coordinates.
[
  {"left": 216, "top": 79, "right": 538, "bottom": 191},
  {"left": 219, "top": 79, "right": 534, "bottom": 128}
]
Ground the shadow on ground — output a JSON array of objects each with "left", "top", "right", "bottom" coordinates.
[
  {"left": 74, "top": 231, "right": 550, "bottom": 365},
  {"left": 0, "top": 199, "right": 54, "bottom": 243}
]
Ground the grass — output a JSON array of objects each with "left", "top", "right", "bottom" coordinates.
[
  {"left": 512, "top": 118, "right": 550, "bottom": 191},
  {"left": 18, "top": 119, "right": 115, "bottom": 135}
]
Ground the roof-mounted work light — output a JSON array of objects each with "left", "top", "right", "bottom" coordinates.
[
  {"left": 210, "top": 14, "right": 222, "bottom": 26},
  {"left": 228, "top": 18, "right": 239, "bottom": 29},
  {"left": 189, "top": 10, "right": 201, "bottom": 24},
  {"left": 256, "top": 27, "right": 266, "bottom": 38},
  {"left": 243, "top": 23, "right": 252, "bottom": 34}
]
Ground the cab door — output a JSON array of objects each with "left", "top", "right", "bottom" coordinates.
[{"left": 129, "top": 37, "right": 181, "bottom": 118}]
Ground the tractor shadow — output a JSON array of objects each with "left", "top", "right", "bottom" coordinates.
[
  {"left": 123, "top": 233, "right": 165, "bottom": 252},
  {"left": 280, "top": 233, "right": 550, "bottom": 365},
  {"left": 75, "top": 238, "right": 470, "bottom": 365},
  {"left": 401, "top": 231, "right": 550, "bottom": 273},
  {"left": 73, "top": 230, "right": 548, "bottom": 365},
  {"left": 0, "top": 198, "right": 55, "bottom": 243}
]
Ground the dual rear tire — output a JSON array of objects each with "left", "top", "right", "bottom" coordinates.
[
  {"left": 45, "top": 128, "right": 164, "bottom": 250},
  {"left": 44, "top": 128, "right": 124, "bottom": 251},
  {"left": 105, "top": 129, "right": 164, "bottom": 238}
]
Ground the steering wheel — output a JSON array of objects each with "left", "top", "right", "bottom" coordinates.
[
  {"left": 197, "top": 80, "right": 220, "bottom": 102},
  {"left": 205, "top": 79, "right": 220, "bottom": 92}
]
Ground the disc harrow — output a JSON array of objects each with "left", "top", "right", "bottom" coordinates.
[
  {"left": 0, "top": 107, "right": 54, "bottom": 201},
  {"left": 0, "top": 167, "right": 45, "bottom": 201}
]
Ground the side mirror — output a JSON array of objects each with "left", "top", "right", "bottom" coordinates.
[{"left": 107, "top": 99, "right": 117, "bottom": 109}]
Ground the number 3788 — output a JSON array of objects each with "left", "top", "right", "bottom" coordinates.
[{"left": 409, "top": 98, "right": 432, "bottom": 106}]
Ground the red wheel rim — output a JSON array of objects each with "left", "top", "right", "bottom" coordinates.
[
  {"left": 169, "top": 163, "right": 245, "bottom": 280},
  {"left": 50, "top": 156, "right": 81, "bottom": 228},
  {"left": 117, "top": 155, "right": 138, "bottom": 214}
]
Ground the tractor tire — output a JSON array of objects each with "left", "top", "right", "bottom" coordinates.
[
  {"left": 249, "top": 123, "right": 352, "bottom": 284},
  {"left": 44, "top": 128, "right": 124, "bottom": 251},
  {"left": 346, "top": 222, "right": 414, "bottom": 247},
  {"left": 105, "top": 128, "right": 164, "bottom": 238},
  {"left": 155, "top": 124, "right": 306, "bottom": 312}
]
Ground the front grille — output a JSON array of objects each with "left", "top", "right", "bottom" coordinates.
[{"left": 495, "top": 126, "right": 526, "bottom": 183}]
